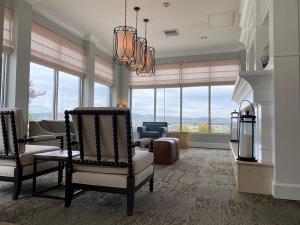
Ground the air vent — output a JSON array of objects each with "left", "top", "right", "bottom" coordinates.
[{"left": 163, "top": 29, "right": 179, "bottom": 38}]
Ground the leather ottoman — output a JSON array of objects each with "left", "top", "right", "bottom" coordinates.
[{"left": 153, "top": 138, "right": 180, "bottom": 165}]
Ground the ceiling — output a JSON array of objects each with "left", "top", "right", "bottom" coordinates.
[{"left": 26, "top": 0, "right": 243, "bottom": 58}]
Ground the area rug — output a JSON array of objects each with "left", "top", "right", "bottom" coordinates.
[{"left": 0, "top": 148, "right": 300, "bottom": 225}]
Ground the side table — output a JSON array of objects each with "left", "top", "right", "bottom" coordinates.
[{"left": 32, "top": 150, "right": 80, "bottom": 200}]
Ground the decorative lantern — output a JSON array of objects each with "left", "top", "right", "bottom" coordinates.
[
  {"left": 237, "top": 101, "right": 256, "bottom": 162},
  {"left": 127, "top": 7, "right": 147, "bottom": 71},
  {"left": 230, "top": 110, "right": 239, "bottom": 142},
  {"left": 113, "top": 0, "right": 137, "bottom": 64}
]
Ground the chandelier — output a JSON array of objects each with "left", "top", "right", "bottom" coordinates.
[
  {"left": 127, "top": 7, "right": 147, "bottom": 71},
  {"left": 113, "top": 0, "right": 137, "bottom": 64},
  {"left": 113, "top": 1, "right": 155, "bottom": 76},
  {"left": 136, "top": 19, "right": 155, "bottom": 77}
]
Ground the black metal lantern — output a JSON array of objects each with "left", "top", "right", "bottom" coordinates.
[
  {"left": 127, "top": 7, "right": 148, "bottom": 71},
  {"left": 136, "top": 19, "right": 155, "bottom": 77},
  {"left": 230, "top": 110, "right": 239, "bottom": 142},
  {"left": 113, "top": 0, "right": 137, "bottom": 64},
  {"left": 237, "top": 101, "right": 256, "bottom": 162}
]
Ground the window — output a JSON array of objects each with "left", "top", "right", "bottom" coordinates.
[
  {"left": 0, "top": 53, "right": 8, "bottom": 107},
  {"left": 94, "top": 82, "right": 110, "bottom": 107},
  {"left": 211, "top": 85, "right": 237, "bottom": 133},
  {"left": 57, "top": 71, "right": 81, "bottom": 119},
  {"left": 29, "top": 62, "right": 81, "bottom": 121},
  {"left": 28, "top": 63, "right": 55, "bottom": 121},
  {"left": 156, "top": 88, "right": 180, "bottom": 131},
  {"left": 131, "top": 89, "right": 155, "bottom": 130},
  {"left": 182, "top": 87, "right": 209, "bottom": 132}
]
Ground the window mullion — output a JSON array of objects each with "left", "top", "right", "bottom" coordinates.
[
  {"left": 154, "top": 88, "right": 157, "bottom": 122},
  {"left": 53, "top": 70, "right": 59, "bottom": 120},
  {"left": 208, "top": 85, "right": 211, "bottom": 133}
]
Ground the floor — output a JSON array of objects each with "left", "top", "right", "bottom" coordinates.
[{"left": 0, "top": 148, "right": 300, "bottom": 225}]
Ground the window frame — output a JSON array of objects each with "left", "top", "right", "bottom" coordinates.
[
  {"left": 94, "top": 80, "right": 112, "bottom": 107},
  {"left": 29, "top": 61, "right": 83, "bottom": 120},
  {"left": 130, "top": 84, "right": 236, "bottom": 134},
  {"left": 0, "top": 53, "right": 8, "bottom": 107}
]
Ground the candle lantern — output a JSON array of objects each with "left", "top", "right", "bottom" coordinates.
[
  {"left": 230, "top": 110, "right": 239, "bottom": 142},
  {"left": 238, "top": 101, "right": 256, "bottom": 162}
]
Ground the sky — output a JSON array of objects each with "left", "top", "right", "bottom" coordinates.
[
  {"left": 132, "top": 85, "right": 237, "bottom": 119},
  {"left": 29, "top": 62, "right": 237, "bottom": 120}
]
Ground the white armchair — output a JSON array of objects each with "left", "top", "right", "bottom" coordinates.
[
  {"left": 0, "top": 109, "right": 63, "bottom": 200},
  {"left": 64, "top": 107, "right": 154, "bottom": 216}
]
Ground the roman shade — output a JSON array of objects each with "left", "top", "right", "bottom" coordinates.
[
  {"left": 94, "top": 56, "right": 114, "bottom": 86},
  {"left": 130, "top": 64, "right": 181, "bottom": 88},
  {"left": 3, "top": 7, "right": 13, "bottom": 54},
  {"left": 31, "top": 22, "right": 86, "bottom": 77},
  {"left": 181, "top": 59, "right": 240, "bottom": 86},
  {"left": 130, "top": 60, "right": 240, "bottom": 88}
]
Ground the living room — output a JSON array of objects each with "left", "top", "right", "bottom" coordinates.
[{"left": 0, "top": 0, "right": 300, "bottom": 225}]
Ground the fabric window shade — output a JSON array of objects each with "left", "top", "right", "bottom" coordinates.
[
  {"left": 94, "top": 56, "right": 114, "bottom": 86},
  {"left": 130, "top": 64, "right": 181, "bottom": 88},
  {"left": 31, "top": 22, "right": 86, "bottom": 77},
  {"left": 181, "top": 59, "right": 240, "bottom": 86},
  {"left": 3, "top": 7, "right": 13, "bottom": 54}
]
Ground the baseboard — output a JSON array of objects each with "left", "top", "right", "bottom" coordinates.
[
  {"left": 190, "top": 142, "right": 230, "bottom": 149},
  {"left": 272, "top": 182, "right": 300, "bottom": 200}
]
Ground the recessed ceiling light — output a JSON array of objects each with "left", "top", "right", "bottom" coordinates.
[
  {"left": 200, "top": 36, "right": 208, "bottom": 40},
  {"left": 162, "top": 2, "right": 170, "bottom": 8}
]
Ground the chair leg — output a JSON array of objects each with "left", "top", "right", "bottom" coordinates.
[
  {"left": 12, "top": 167, "right": 22, "bottom": 200},
  {"left": 127, "top": 176, "right": 135, "bottom": 216},
  {"left": 65, "top": 186, "right": 74, "bottom": 208},
  {"left": 149, "top": 176, "right": 154, "bottom": 192},
  {"left": 58, "top": 162, "right": 64, "bottom": 184}
]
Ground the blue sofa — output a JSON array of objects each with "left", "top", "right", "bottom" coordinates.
[{"left": 137, "top": 122, "right": 168, "bottom": 139}]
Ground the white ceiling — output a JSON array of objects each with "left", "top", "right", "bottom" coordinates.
[{"left": 26, "top": 0, "right": 243, "bottom": 58}]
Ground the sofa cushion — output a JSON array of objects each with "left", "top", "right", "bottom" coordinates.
[
  {"left": 74, "top": 150, "right": 153, "bottom": 175},
  {"left": 73, "top": 165, "right": 153, "bottom": 188},
  {"left": 0, "top": 145, "right": 59, "bottom": 167}
]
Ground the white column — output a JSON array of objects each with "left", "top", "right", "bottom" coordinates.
[
  {"left": 272, "top": 0, "right": 300, "bottom": 200},
  {"left": 82, "top": 40, "right": 95, "bottom": 107},
  {"left": 7, "top": 0, "right": 32, "bottom": 120}
]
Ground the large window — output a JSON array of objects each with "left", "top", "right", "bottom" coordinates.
[
  {"left": 156, "top": 88, "right": 180, "bottom": 131},
  {"left": 28, "top": 63, "right": 55, "bottom": 121},
  {"left": 94, "top": 82, "right": 110, "bottom": 107},
  {"left": 182, "top": 87, "right": 209, "bottom": 132},
  {"left": 57, "top": 71, "right": 81, "bottom": 119},
  {"left": 29, "top": 62, "right": 81, "bottom": 121},
  {"left": 131, "top": 85, "right": 237, "bottom": 133},
  {"left": 131, "top": 89, "right": 155, "bottom": 129},
  {"left": 211, "top": 85, "right": 236, "bottom": 133}
]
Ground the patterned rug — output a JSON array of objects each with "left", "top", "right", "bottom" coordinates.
[{"left": 0, "top": 148, "right": 300, "bottom": 225}]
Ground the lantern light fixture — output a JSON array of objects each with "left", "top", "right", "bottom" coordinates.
[
  {"left": 113, "top": 0, "right": 137, "bottom": 64},
  {"left": 230, "top": 110, "right": 239, "bottom": 142},
  {"left": 237, "top": 100, "right": 257, "bottom": 162},
  {"left": 127, "top": 7, "right": 147, "bottom": 71},
  {"left": 136, "top": 19, "right": 156, "bottom": 77}
]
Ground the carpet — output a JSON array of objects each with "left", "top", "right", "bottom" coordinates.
[{"left": 0, "top": 148, "right": 300, "bottom": 225}]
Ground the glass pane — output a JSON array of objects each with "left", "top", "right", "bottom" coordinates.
[
  {"left": 211, "top": 85, "right": 237, "bottom": 133},
  {"left": 131, "top": 89, "right": 154, "bottom": 130},
  {"left": 182, "top": 86, "right": 209, "bottom": 132},
  {"left": 156, "top": 88, "right": 180, "bottom": 131},
  {"left": 28, "top": 63, "right": 54, "bottom": 121},
  {"left": 57, "top": 71, "right": 80, "bottom": 119},
  {"left": 94, "top": 82, "right": 109, "bottom": 107}
]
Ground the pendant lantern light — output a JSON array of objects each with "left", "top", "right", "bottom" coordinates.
[
  {"left": 113, "top": 0, "right": 137, "bottom": 64},
  {"left": 127, "top": 7, "right": 147, "bottom": 71},
  {"left": 137, "top": 19, "right": 156, "bottom": 77}
]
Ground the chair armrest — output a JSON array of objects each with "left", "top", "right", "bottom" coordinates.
[
  {"left": 23, "top": 135, "right": 64, "bottom": 149},
  {"left": 158, "top": 127, "right": 168, "bottom": 134},
  {"left": 137, "top": 126, "right": 147, "bottom": 133}
]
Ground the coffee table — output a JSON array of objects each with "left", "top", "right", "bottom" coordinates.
[{"left": 32, "top": 150, "right": 80, "bottom": 200}]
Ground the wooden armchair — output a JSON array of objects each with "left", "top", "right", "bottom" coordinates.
[
  {"left": 0, "top": 109, "right": 63, "bottom": 200},
  {"left": 64, "top": 108, "right": 154, "bottom": 216}
]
